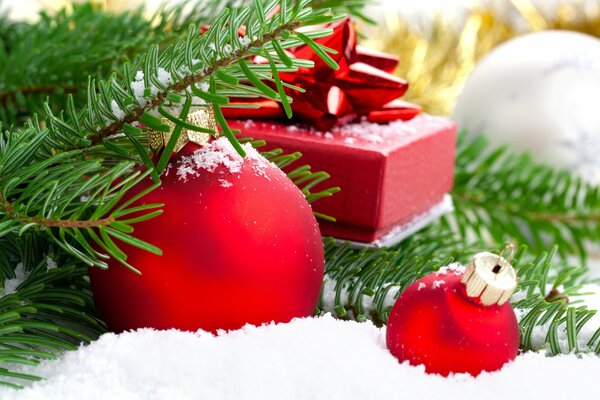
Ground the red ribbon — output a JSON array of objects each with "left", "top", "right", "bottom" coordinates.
[{"left": 223, "top": 18, "right": 421, "bottom": 131}]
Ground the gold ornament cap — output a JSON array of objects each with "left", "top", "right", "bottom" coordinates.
[
  {"left": 148, "top": 107, "right": 218, "bottom": 153},
  {"left": 461, "top": 244, "right": 518, "bottom": 306}
]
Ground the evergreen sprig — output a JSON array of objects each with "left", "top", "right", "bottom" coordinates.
[
  {"left": 446, "top": 133, "right": 600, "bottom": 261},
  {"left": 0, "top": 0, "right": 343, "bottom": 271},
  {"left": 0, "top": 237, "right": 102, "bottom": 388},
  {"left": 0, "top": 123, "right": 163, "bottom": 272},
  {"left": 318, "top": 227, "right": 479, "bottom": 324},
  {"left": 0, "top": 4, "right": 161, "bottom": 126},
  {"left": 0, "top": 1, "right": 250, "bottom": 126},
  {"left": 512, "top": 246, "right": 599, "bottom": 355}
]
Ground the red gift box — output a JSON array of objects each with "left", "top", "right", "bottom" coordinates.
[
  {"left": 229, "top": 115, "right": 457, "bottom": 243},
  {"left": 222, "top": 18, "right": 457, "bottom": 245}
]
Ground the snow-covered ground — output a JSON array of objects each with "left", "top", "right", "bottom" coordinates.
[
  {"left": 1, "top": 267, "right": 598, "bottom": 399},
  {"left": 5, "top": 296, "right": 600, "bottom": 400}
]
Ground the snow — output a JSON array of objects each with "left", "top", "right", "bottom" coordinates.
[
  {"left": 279, "top": 114, "right": 453, "bottom": 150},
  {"left": 7, "top": 311, "right": 600, "bottom": 400},
  {"left": 239, "top": 35, "right": 251, "bottom": 48},
  {"left": 432, "top": 280, "right": 446, "bottom": 289},
  {"left": 1, "top": 262, "right": 27, "bottom": 296},
  {"left": 156, "top": 67, "right": 173, "bottom": 88},
  {"left": 130, "top": 68, "right": 174, "bottom": 108},
  {"left": 436, "top": 263, "right": 465, "bottom": 276},
  {"left": 327, "top": 115, "right": 448, "bottom": 144},
  {"left": 176, "top": 137, "right": 270, "bottom": 182},
  {"left": 219, "top": 179, "right": 233, "bottom": 188},
  {"left": 130, "top": 72, "right": 148, "bottom": 106},
  {"left": 109, "top": 100, "right": 125, "bottom": 121},
  {"left": 46, "top": 257, "right": 57, "bottom": 271}
]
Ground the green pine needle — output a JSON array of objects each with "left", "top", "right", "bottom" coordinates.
[{"left": 448, "top": 133, "right": 600, "bottom": 261}]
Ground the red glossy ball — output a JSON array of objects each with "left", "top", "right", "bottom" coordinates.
[
  {"left": 386, "top": 268, "right": 520, "bottom": 376},
  {"left": 89, "top": 139, "right": 324, "bottom": 333}
]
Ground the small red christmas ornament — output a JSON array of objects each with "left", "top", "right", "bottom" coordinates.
[
  {"left": 386, "top": 245, "right": 520, "bottom": 376},
  {"left": 89, "top": 115, "right": 325, "bottom": 333}
]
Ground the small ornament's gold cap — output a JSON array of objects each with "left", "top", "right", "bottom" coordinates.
[
  {"left": 148, "top": 107, "right": 218, "bottom": 153},
  {"left": 461, "top": 244, "right": 518, "bottom": 306}
]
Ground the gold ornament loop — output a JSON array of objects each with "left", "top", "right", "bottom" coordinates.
[
  {"left": 148, "top": 107, "right": 218, "bottom": 153},
  {"left": 462, "top": 247, "right": 518, "bottom": 306},
  {"left": 495, "top": 243, "right": 516, "bottom": 274}
]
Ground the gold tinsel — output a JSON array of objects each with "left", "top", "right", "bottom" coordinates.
[{"left": 365, "top": 0, "right": 600, "bottom": 116}]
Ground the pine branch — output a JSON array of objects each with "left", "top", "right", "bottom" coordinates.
[
  {"left": 447, "top": 133, "right": 600, "bottom": 261},
  {"left": 511, "top": 246, "right": 599, "bottom": 355},
  {"left": 0, "top": 0, "right": 363, "bottom": 127},
  {"left": 0, "top": 1, "right": 241, "bottom": 126},
  {"left": 0, "top": 239, "right": 103, "bottom": 388},
  {"left": 318, "top": 226, "right": 480, "bottom": 324},
  {"left": 0, "top": 0, "right": 343, "bottom": 269},
  {"left": 0, "top": 3, "right": 151, "bottom": 125},
  {"left": 0, "top": 126, "right": 163, "bottom": 270},
  {"left": 85, "top": 18, "right": 303, "bottom": 146}
]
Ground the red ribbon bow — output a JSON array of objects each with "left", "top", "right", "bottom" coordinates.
[{"left": 223, "top": 18, "right": 421, "bottom": 131}]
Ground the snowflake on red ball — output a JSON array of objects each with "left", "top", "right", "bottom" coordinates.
[{"left": 386, "top": 245, "right": 520, "bottom": 376}]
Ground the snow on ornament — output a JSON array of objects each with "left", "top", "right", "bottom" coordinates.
[
  {"left": 386, "top": 245, "right": 520, "bottom": 376},
  {"left": 89, "top": 112, "right": 325, "bottom": 333},
  {"left": 453, "top": 31, "right": 600, "bottom": 184}
]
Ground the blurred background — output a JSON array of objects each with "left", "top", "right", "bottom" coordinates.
[
  {"left": 3, "top": 0, "right": 599, "bottom": 21},
  {"left": 4, "top": 0, "right": 600, "bottom": 180}
]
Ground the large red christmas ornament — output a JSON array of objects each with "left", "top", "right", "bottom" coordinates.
[
  {"left": 386, "top": 247, "right": 520, "bottom": 376},
  {"left": 89, "top": 136, "right": 325, "bottom": 333}
]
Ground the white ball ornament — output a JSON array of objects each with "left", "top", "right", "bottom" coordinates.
[{"left": 452, "top": 30, "right": 600, "bottom": 184}]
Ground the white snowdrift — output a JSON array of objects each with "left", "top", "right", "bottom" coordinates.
[{"left": 5, "top": 310, "right": 600, "bottom": 400}]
